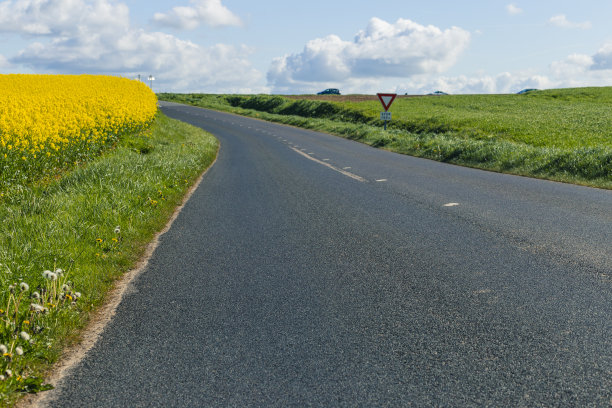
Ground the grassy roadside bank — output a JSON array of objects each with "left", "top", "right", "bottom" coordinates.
[
  {"left": 158, "top": 91, "right": 611, "bottom": 189},
  {"left": 0, "top": 113, "right": 218, "bottom": 405}
]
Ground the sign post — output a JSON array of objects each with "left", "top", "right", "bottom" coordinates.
[{"left": 377, "top": 93, "right": 397, "bottom": 130}]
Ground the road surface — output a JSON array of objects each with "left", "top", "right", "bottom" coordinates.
[{"left": 44, "top": 101, "right": 611, "bottom": 407}]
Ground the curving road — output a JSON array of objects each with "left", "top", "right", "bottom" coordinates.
[{"left": 44, "top": 101, "right": 611, "bottom": 407}]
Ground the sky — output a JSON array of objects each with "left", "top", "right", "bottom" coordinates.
[{"left": 1, "top": 0, "right": 612, "bottom": 94}]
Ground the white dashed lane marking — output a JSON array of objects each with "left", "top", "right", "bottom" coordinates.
[{"left": 290, "top": 147, "right": 366, "bottom": 183}]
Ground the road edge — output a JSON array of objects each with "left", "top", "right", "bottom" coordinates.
[{"left": 18, "top": 142, "right": 220, "bottom": 408}]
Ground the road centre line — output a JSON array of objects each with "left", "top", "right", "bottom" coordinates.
[{"left": 290, "top": 147, "right": 366, "bottom": 183}]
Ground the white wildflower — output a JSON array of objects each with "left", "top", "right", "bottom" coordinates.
[
  {"left": 15, "top": 347, "right": 23, "bottom": 356},
  {"left": 30, "top": 304, "right": 44, "bottom": 313},
  {"left": 0, "top": 345, "right": 7, "bottom": 354},
  {"left": 19, "top": 331, "right": 30, "bottom": 341},
  {"left": 20, "top": 282, "right": 29, "bottom": 292}
]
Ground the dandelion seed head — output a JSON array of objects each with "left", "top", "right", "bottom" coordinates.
[
  {"left": 20, "top": 282, "right": 29, "bottom": 292},
  {"left": 43, "top": 270, "right": 52, "bottom": 280},
  {"left": 62, "top": 284, "right": 70, "bottom": 292},
  {"left": 55, "top": 268, "right": 63, "bottom": 276},
  {"left": 4, "top": 369, "right": 12, "bottom": 377},
  {"left": 0, "top": 345, "right": 7, "bottom": 354},
  {"left": 0, "top": 375, "right": 5, "bottom": 381},
  {"left": 30, "top": 304, "right": 44, "bottom": 313},
  {"left": 15, "top": 347, "right": 23, "bottom": 356},
  {"left": 114, "top": 226, "right": 121, "bottom": 234},
  {"left": 19, "top": 331, "right": 30, "bottom": 341},
  {"left": 74, "top": 292, "right": 81, "bottom": 299},
  {"left": 32, "top": 291, "right": 40, "bottom": 300}
]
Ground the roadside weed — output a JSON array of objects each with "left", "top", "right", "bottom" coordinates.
[{"left": 0, "top": 263, "right": 80, "bottom": 394}]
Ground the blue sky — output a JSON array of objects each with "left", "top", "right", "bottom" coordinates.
[{"left": 1, "top": 0, "right": 611, "bottom": 94}]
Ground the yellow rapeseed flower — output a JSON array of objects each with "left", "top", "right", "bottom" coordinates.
[{"left": 0, "top": 74, "right": 157, "bottom": 176}]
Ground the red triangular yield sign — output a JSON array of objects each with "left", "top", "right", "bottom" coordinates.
[{"left": 377, "top": 93, "right": 397, "bottom": 111}]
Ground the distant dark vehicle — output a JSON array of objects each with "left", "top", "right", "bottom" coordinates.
[
  {"left": 317, "top": 88, "right": 340, "bottom": 95},
  {"left": 428, "top": 90, "right": 448, "bottom": 96},
  {"left": 517, "top": 88, "right": 538, "bottom": 94}
]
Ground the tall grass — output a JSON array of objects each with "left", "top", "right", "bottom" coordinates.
[
  {"left": 158, "top": 89, "right": 612, "bottom": 188},
  {"left": 0, "top": 113, "right": 218, "bottom": 404}
]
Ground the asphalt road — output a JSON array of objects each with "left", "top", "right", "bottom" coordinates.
[{"left": 45, "top": 102, "right": 611, "bottom": 407}]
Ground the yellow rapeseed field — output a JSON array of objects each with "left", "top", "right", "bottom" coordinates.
[{"left": 0, "top": 74, "right": 157, "bottom": 184}]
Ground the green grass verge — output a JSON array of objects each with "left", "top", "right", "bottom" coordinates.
[
  {"left": 0, "top": 112, "right": 218, "bottom": 405},
  {"left": 158, "top": 90, "right": 612, "bottom": 189}
]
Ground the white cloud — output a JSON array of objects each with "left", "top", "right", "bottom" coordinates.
[
  {"left": 549, "top": 14, "right": 591, "bottom": 30},
  {"left": 0, "top": 0, "right": 130, "bottom": 36},
  {"left": 153, "top": 0, "right": 242, "bottom": 30},
  {"left": 506, "top": 4, "right": 523, "bottom": 15},
  {"left": 1, "top": 0, "right": 263, "bottom": 92},
  {"left": 550, "top": 53, "right": 594, "bottom": 77},
  {"left": 397, "top": 47, "right": 612, "bottom": 95},
  {"left": 397, "top": 72, "right": 553, "bottom": 95},
  {"left": 268, "top": 17, "right": 471, "bottom": 93},
  {"left": 13, "top": 32, "right": 264, "bottom": 92},
  {"left": 0, "top": 54, "right": 10, "bottom": 68},
  {"left": 591, "top": 43, "right": 612, "bottom": 70}
]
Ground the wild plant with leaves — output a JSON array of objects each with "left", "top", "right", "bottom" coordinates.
[{"left": 0, "top": 265, "right": 81, "bottom": 394}]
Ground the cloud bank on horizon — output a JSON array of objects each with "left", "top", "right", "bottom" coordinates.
[
  {"left": 0, "top": 0, "right": 611, "bottom": 94},
  {"left": 267, "top": 18, "right": 471, "bottom": 93},
  {"left": 0, "top": 0, "right": 264, "bottom": 93}
]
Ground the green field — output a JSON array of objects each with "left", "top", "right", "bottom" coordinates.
[
  {"left": 343, "top": 88, "right": 612, "bottom": 149},
  {"left": 159, "top": 87, "right": 612, "bottom": 189}
]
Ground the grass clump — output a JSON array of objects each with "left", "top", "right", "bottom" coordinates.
[
  {"left": 158, "top": 89, "right": 611, "bottom": 188},
  {"left": 0, "top": 112, "right": 218, "bottom": 405}
]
